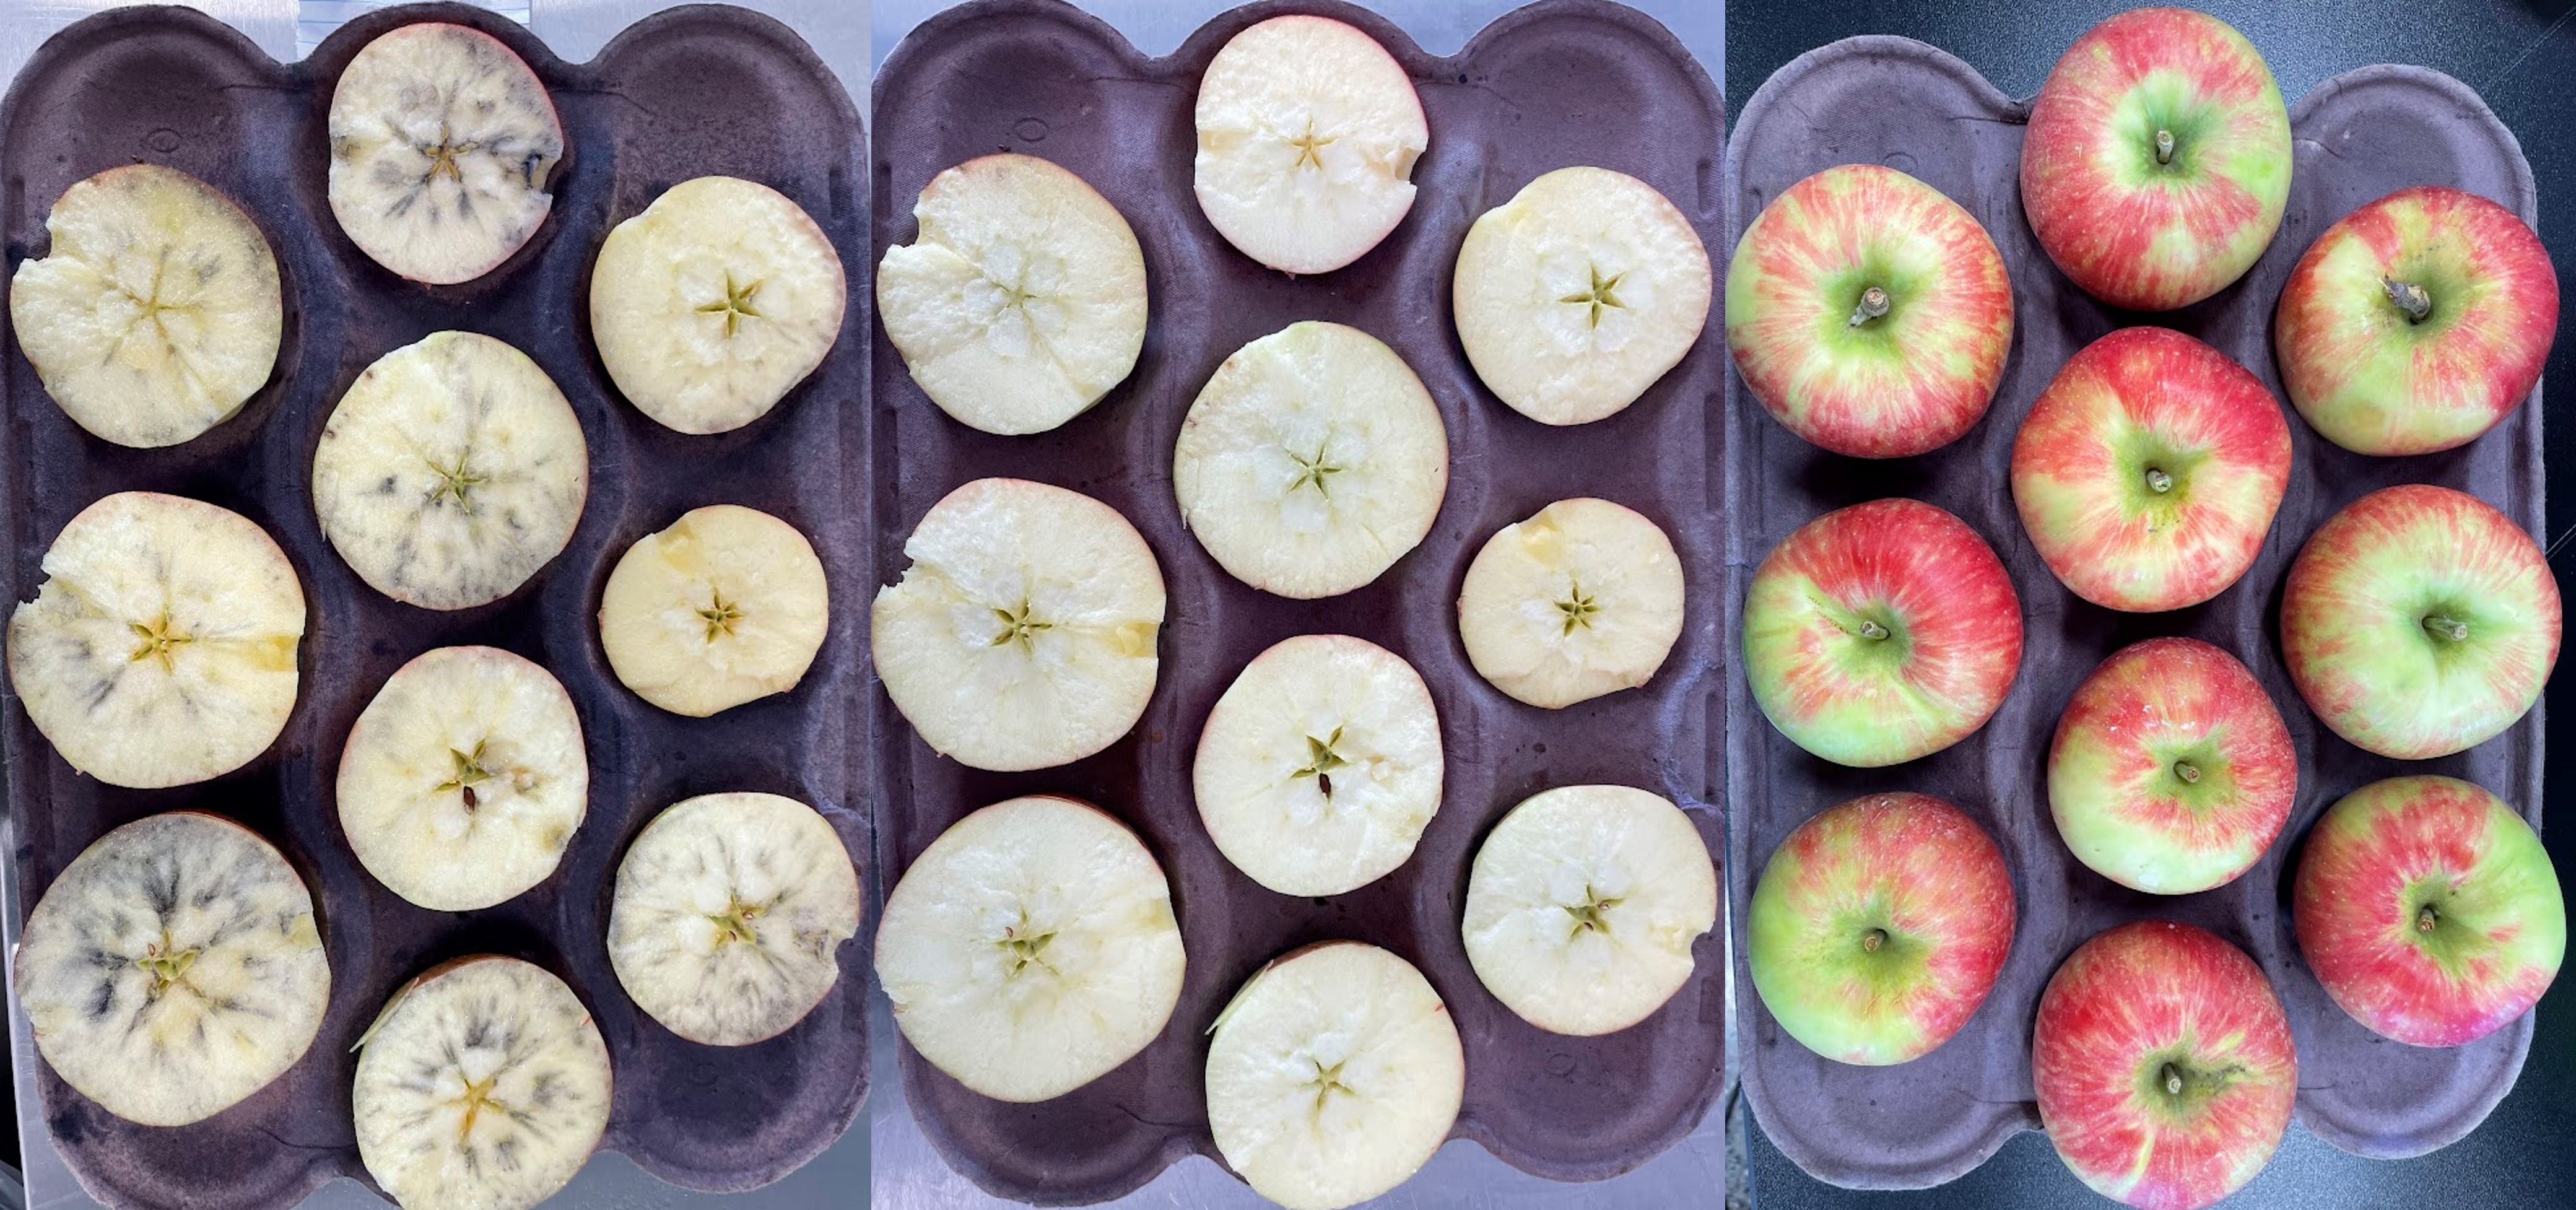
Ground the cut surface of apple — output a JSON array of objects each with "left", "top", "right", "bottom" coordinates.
[
  {"left": 1206, "top": 941, "right": 1463, "bottom": 1210},
  {"left": 609, "top": 791, "right": 860, "bottom": 1047},
  {"left": 354, "top": 956, "right": 611, "bottom": 1210},
  {"left": 10, "top": 163, "right": 282, "bottom": 448},
  {"left": 1457, "top": 497, "right": 1684, "bottom": 708},
  {"left": 1461, "top": 785, "right": 1715, "bottom": 1036},
  {"left": 1174, "top": 320, "right": 1448, "bottom": 599},
  {"left": 328, "top": 22, "right": 563, "bottom": 285},
  {"left": 1193, "top": 633, "right": 1442, "bottom": 896},
  {"left": 337, "top": 645, "right": 587, "bottom": 912},
  {"left": 873, "top": 479, "right": 1164, "bottom": 772},
  {"left": 593, "top": 175, "right": 845, "bottom": 435},
  {"left": 877, "top": 153, "right": 1147, "bottom": 435},
  {"left": 7, "top": 491, "right": 304, "bottom": 788},
  {"left": 599, "top": 504, "right": 829, "bottom": 718},
  {"left": 312, "top": 330, "right": 589, "bottom": 610},
  {"left": 874, "top": 795, "right": 1185, "bottom": 1102},
  {"left": 15, "top": 811, "right": 329, "bottom": 1127},
  {"left": 1453, "top": 166, "right": 1713, "bottom": 425},
  {"left": 1193, "top": 14, "right": 1427, "bottom": 274}
]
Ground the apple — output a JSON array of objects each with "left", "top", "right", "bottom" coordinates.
[
  {"left": 2275, "top": 185, "right": 2559, "bottom": 456},
  {"left": 2012, "top": 326, "right": 2291, "bottom": 612},
  {"left": 2294, "top": 775, "right": 2564, "bottom": 1047},
  {"left": 1455, "top": 497, "right": 1686, "bottom": 709},
  {"left": 1725, "top": 163, "right": 2013, "bottom": 458},
  {"left": 2020, "top": 8, "right": 2292, "bottom": 311},
  {"left": 1744, "top": 498, "right": 2024, "bottom": 767},
  {"left": 1746, "top": 791, "right": 2015, "bottom": 1065},
  {"left": 2048, "top": 637, "right": 2294, "bottom": 894},
  {"left": 598, "top": 504, "right": 830, "bottom": 718},
  {"left": 1193, "top": 15, "right": 1426, "bottom": 275},
  {"left": 2282, "top": 484, "right": 2560, "bottom": 759}
]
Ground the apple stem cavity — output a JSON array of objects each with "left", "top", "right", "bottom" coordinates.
[
  {"left": 2154, "top": 129, "right": 2176, "bottom": 166},
  {"left": 2173, "top": 759, "right": 2201, "bottom": 785},
  {"left": 2144, "top": 468, "right": 2175, "bottom": 494},
  {"left": 2382, "top": 277, "right": 2434, "bottom": 324},
  {"left": 2422, "top": 613, "right": 2471, "bottom": 643},
  {"left": 1861, "top": 927, "right": 1887, "bottom": 953},
  {"left": 1847, "top": 285, "right": 1892, "bottom": 328}
]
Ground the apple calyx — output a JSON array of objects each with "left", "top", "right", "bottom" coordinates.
[
  {"left": 1846, "top": 285, "right": 1893, "bottom": 328},
  {"left": 2152, "top": 128, "right": 2177, "bottom": 167},
  {"left": 2421, "top": 612, "right": 2471, "bottom": 643},
  {"left": 2380, "top": 276, "right": 2434, "bottom": 325}
]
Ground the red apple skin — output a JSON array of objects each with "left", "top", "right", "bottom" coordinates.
[
  {"left": 2012, "top": 327, "right": 2292, "bottom": 612},
  {"left": 2294, "top": 776, "right": 2565, "bottom": 1047},
  {"left": 2034, "top": 920, "right": 2296, "bottom": 1210},
  {"left": 2276, "top": 186, "right": 2558, "bottom": 456}
]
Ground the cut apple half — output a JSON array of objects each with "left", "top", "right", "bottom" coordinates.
[
  {"left": 1462, "top": 785, "right": 1717, "bottom": 1035},
  {"left": 599, "top": 504, "right": 829, "bottom": 718},
  {"left": 327, "top": 22, "right": 564, "bottom": 285},
  {"left": 877, "top": 153, "right": 1147, "bottom": 435},
  {"left": 16, "top": 811, "right": 329, "bottom": 1126},
  {"left": 872, "top": 478, "right": 1164, "bottom": 772},
  {"left": 1453, "top": 167, "right": 1713, "bottom": 425},
  {"left": 874, "top": 795, "right": 1186, "bottom": 1102},
  {"left": 1458, "top": 497, "right": 1685, "bottom": 708},
  {"left": 7, "top": 491, "right": 304, "bottom": 788},
  {"left": 1193, "top": 15, "right": 1427, "bottom": 274},
  {"left": 1193, "top": 633, "right": 1443, "bottom": 896},
  {"left": 1174, "top": 321, "right": 1448, "bottom": 599}
]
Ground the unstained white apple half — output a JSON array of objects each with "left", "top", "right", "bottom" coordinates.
[
  {"left": 1193, "top": 15, "right": 1427, "bottom": 274},
  {"left": 1457, "top": 497, "right": 1684, "bottom": 709}
]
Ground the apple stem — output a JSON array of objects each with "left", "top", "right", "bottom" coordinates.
[
  {"left": 2154, "top": 129, "right": 2176, "bottom": 166},
  {"left": 2161, "top": 1063, "right": 2183, "bottom": 1096},
  {"left": 2382, "top": 277, "right": 2433, "bottom": 324},
  {"left": 1847, "top": 285, "right": 1891, "bottom": 328},
  {"left": 2173, "top": 760, "right": 2201, "bottom": 785},
  {"left": 2144, "top": 468, "right": 2174, "bottom": 494},
  {"left": 2417, "top": 903, "right": 2440, "bottom": 933},
  {"left": 1861, "top": 928, "right": 1887, "bottom": 953},
  {"left": 1856, "top": 619, "right": 1890, "bottom": 641},
  {"left": 2422, "top": 613, "right": 2470, "bottom": 643}
]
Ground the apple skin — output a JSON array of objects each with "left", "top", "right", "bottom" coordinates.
[
  {"left": 2011, "top": 326, "right": 2291, "bottom": 612},
  {"left": 2020, "top": 8, "right": 2292, "bottom": 311},
  {"left": 1726, "top": 163, "right": 2014, "bottom": 458},
  {"left": 2282, "top": 484, "right": 2561, "bottom": 759},
  {"left": 1746, "top": 792, "right": 2015, "bottom": 1066},
  {"left": 2048, "top": 638, "right": 2295, "bottom": 895},
  {"left": 1745, "top": 498, "right": 2023, "bottom": 767},
  {"left": 2033, "top": 920, "right": 2296, "bottom": 1210},
  {"left": 2275, "top": 185, "right": 2560, "bottom": 456},
  {"left": 2294, "top": 775, "right": 2564, "bottom": 1047}
]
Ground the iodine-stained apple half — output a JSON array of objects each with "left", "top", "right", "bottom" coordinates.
[
  {"left": 2283, "top": 484, "right": 2560, "bottom": 760},
  {"left": 2034, "top": 920, "right": 2295, "bottom": 1210},
  {"left": 2276, "top": 185, "right": 2559, "bottom": 456},
  {"left": 2020, "top": 7, "right": 2291, "bottom": 311},
  {"left": 1744, "top": 498, "right": 2023, "bottom": 767},
  {"left": 1725, "top": 163, "right": 2013, "bottom": 458},
  {"left": 2048, "top": 637, "right": 2294, "bottom": 895},
  {"left": 2012, "top": 326, "right": 2291, "bottom": 612},
  {"left": 2294, "top": 775, "right": 2564, "bottom": 1048},
  {"left": 1193, "top": 15, "right": 1427, "bottom": 276},
  {"left": 1746, "top": 792, "right": 2014, "bottom": 1066}
]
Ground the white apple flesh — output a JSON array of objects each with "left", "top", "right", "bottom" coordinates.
[
  {"left": 1457, "top": 497, "right": 1685, "bottom": 708},
  {"left": 598, "top": 504, "right": 830, "bottom": 718},
  {"left": 1193, "top": 15, "right": 1427, "bottom": 274}
]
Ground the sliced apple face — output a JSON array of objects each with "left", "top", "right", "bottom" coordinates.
[
  {"left": 874, "top": 795, "right": 1186, "bottom": 1103},
  {"left": 15, "top": 812, "right": 328, "bottom": 1127},
  {"left": 599, "top": 505, "right": 829, "bottom": 718},
  {"left": 327, "top": 22, "right": 564, "bottom": 285},
  {"left": 877, "top": 154, "right": 1147, "bottom": 435},
  {"left": 10, "top": 164, "right": 281, "bottom": 448},
  {"left": 1457, "top": 497, "right": 1685, "bottom": 708},
  {"left": 1206, "top": 941, "right": 1463, "bottom": 1210},
  {"left": 337, "top": 646, "right": 587, "bottom": 912},
  {"left": 1193, "top": 634, "right": 1443, "bottom": 897},
  {"left": 1453, "top": 167, "right": 1712, "bottom": 426},
  {"left": 7, "top": 491, "right": 303, "bottom": 788},
  {"left": 1461, "top": 785, "right": 1716, "bottom": 1036},
  {"left": 609, "top": 792, "right": 861, "bottom": 1047},
  {"left": 312, "top": 331, "right": 588, "bottom": 610},
  {"left": 1174, "top": 321, "right": 1448, "bottom": 599},
  {"left": 1193, "top": 15, "right": 1427, "bottom": 274},
  {"left": 354, "top": 957, "right": 611, "bottom": 1210},
  {"left": 872, "top": 479, "right": 1164, "bottom": 772},
  {"left": 592, "top": 176, "right": 845, "bottom": 435}
]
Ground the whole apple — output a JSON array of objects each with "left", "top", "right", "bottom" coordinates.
[
  {"left": 2020, "top": 8, "right": 2292, "bottom": 311},
  {"left": 2049, "top": 637, "right": 2294, "bottom": 894},
  {"left": 2276, "top": 185, "right": 2559, "bottom": 456},
  {"left": 1726, "top": 163, "right": 2014, "bottom": 458},
  {"left": 1746, "top": 792, "right": 2015, "bottom": 1066},
  {"left": 1744, "top": 498, "right": 2023, "bottom": 767},
  {"left": 2012, "top": 326, "right": 2291, "bottom": 612},
  {"left": 2282, "top": 484, "right": 2560, "bottom": 759},
  {"left": 2294, "top": 775, "right": 2564, "bottom": 1047},
  {"left": 2033, "top": 920, "right": 2295, "bottom": 1210}
]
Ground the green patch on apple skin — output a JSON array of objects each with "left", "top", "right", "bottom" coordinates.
[{"left": 1746, "top": 876, "right": 1936, "bottom": 1064}]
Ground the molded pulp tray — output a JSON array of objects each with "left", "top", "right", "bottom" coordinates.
[
  {"left": 0, "top": 5, "right": 872, "bottom": 1206},
  {"left": 1723, "top": 36, "right": 2546, "bottom": 1190},
  {"left": 871, "top": 0, "right": 1728, "bottom": 1201}
]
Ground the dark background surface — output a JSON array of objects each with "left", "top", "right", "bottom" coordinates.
[{"left": 1728, "top": 2, "right": 2576, "bottom": 1209}]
